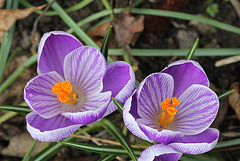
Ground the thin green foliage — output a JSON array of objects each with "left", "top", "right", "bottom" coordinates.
[
  {"left": 98, "top": 154, "right": 116, "bottom": 161},
  {"left": 186, "top": 39, "right": 199, "bottom": 60},
  {"left": 22, "top": 140, "right": 38, "bottom": 161},
  {"left": 218, "top": 89, "right": 234, "bottom": 100},
  {"left": 101, "top": 119, "right": 138, "bottom": 161},
  {"left": 58, "top": 141, "right": 143, "bottom": 156},
  {"left": 112, "top": 98, "right": 123, "bottom": 114},
  {"left": 100, "top": 25, "right": 113, "bottom": 61},
  {"left": 0, "top": 105, "right": 31, "bottom": 115}
]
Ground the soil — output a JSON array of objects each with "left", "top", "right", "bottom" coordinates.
[{"left": 0, "top": 0, "right": 240, "bottom": 161}]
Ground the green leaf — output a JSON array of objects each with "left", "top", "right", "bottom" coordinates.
[
  {"left": 206, "top": 3, "right": 219, "bottom": 18},
  {"left": 58, "top": 141, "right": 143, "bottom": 156},
  {"left": 215, "top": 138, "right": 240, "bottom": 149},
  {"left": 112, "top": 98, "right": 123, "bottom": 114},
  {"left": 22, "top": 140, "right": 38, "bottom": 161},
  {"left": 101, "top": 118, "right": 138, "bottom": 161},
  {"left": 185, "top": 39, "right": 199, "bottom": 60},
  {"left": 218, "top": 89, "right": 234, "bottom": 100},
  {"left": 100, "top": 25, "right": 113, "bottom": 61},
  {"left": 98, "top": 154, "right": 116, "bottom": 161},
  {"left": 0, "top": 105, "right": 32, "bottom": 115}
]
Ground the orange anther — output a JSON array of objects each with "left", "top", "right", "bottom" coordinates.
[{"left": 167, "top": 107, "right": 178, "bottom": 116}]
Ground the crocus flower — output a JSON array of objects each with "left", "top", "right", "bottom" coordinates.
[
  {"left": 24, "top": 31, "right": 135, "bottom": 142},
  {"left": 123, "top": 60, "right": 219, "bottom": 160}
]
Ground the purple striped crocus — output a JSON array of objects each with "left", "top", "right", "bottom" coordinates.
[
  {"left": 24, "top": 31, "right": 135, "bottom": 142},
  {"left": 123, "top": 60, "right": 219, "bottom": 161}
]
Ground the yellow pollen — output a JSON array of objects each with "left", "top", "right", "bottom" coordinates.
[
  {"left": 158, "top": 97, "right": 180, "bottom": 128},
  {"left": 52, "top": 81, "right": 77, "bottom": 104}
]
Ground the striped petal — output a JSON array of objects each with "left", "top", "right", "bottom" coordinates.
[
  {"left": 169, "top": 128, "right": 219, "bottom": 154},
  {"left": 123, "top": 91, "right": 151, "bottom": 142},
  {"left": 61, "top": 91, "right": 111, "bottom": 124},
  {"left": 137, "top": 73, "right": 174, "bottom": 120},
  {"left": 63, "top": 46, "right": 107, "bottom": 97},
  {"left": 161, "top": 60, "right": 209, "bottom": 97},
  {"left": 139, "top": 144, "right": 182, "bottom": 161},
  {"left": 102, "top": 61, "right": 135, "bottom": 116},
  {"left": 172, "top": 84, "right": 219, "bottom": 135},
  {"left": 137, "top": 118, "right": 183, "bottom": 143},
  {"left": 24, "top": 71, "right": 64, "bottom": 118},
  {"left": 26, "top": 111, "right": 81, "bottom": 142},
  {"left": 37, "top": 31, "right": 83, "bottom": 77}
]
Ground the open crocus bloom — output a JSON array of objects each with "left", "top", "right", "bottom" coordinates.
[
  {"left": 123, "top": 60, "right": 219, "bottom": 161},
  {"left": 24, "top": 31, "right": 135, "bottom": 142}
]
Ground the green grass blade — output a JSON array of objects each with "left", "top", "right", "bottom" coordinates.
[
  {"left": 0, "top": 111, "right": 17, "bottom": 125},
  {"left": 101, "top": 119, "right": 138, "bottom": 161},
  {"left": 0, "top": 105, "right": 32, "bottom": 115},
  {"left": 215, "top": 138, "right": 240, "bottom": 149},
  {"left": 31, "top": 122, "right": 102, "bottom": 161},
  {"left": 186, "top": 39, "right": 199, "bottom": 60},
  {"left": 0, "top": 54, "right": 37, "bottom": 95},
  {"left": 58, "top": 141, "right": 143, "bottom": 156},
  {"left": 100, "top": 25, "right": 113, "bottom": 61},
  {"left": 218, "top": 89, "right": 234, "bottom": 100},
  {"left": 112, "top": 98, "right": 123, "bottom": 114},
  {"left": 98, "top": 154, "right": 116, "bottom": 161},
  {"left": 46, "top": 0, "right": 98, "bottom": 48},
  {"left": 108, "top": 48, "right": 240, "bottom": 56},
  {"left": 22, "top": 140, "right": 38, "bottom": 161}
]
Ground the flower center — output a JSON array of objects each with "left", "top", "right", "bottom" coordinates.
[
  {"left": 158, "top": 97, "right": 180, "bottom": 128},
  {"left": 52, "top": 81, "right": 77, "bottom": 104}
]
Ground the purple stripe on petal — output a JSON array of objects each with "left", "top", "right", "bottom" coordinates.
[
  {"left": 137, "top": 73, "right": 174, "bottom": 120},
  {"left": 102, "top": 61, "right": 135, "bottom": 116},
  {"left": 169, "top": 128, "right": 219, "bottom": 154},
  {"left": 24, "top": 71, "right": 65, "bottom": 118},
  {"left": 37, "top": 31, "right": 83, "bottom": 76},
  {"left": 61, "top": 91, "right": 111, "bottom": 124},
  {"left": 173, "top": 84, "right": 219, "bottom": 135},
  {"left": 63, "top": 46, "right": 107, "bottom": 96},
  {"left": 138, "top": 120, "right": 183, "bottom": 143},
  {"left": 123, "top": 91, "right": 151, "bottom": 142},
  {"left": 161, "top": 60, "right": 209, "bottom": 97},
  {"left": 26, "top": 111, "right": 81, "bottom": 142},
  {"left": 139, "top": 144, "right": 182, "bottom": 161}
]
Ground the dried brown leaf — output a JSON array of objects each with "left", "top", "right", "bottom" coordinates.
[
  {"left": 229, "top": 82, "right": 240, "bottom": 120},
  {"left": 113, "top": 10, "right": 144, "bottom": 53},
  {"left": 0, "top": 0, "right": 5, "bottom": 8}
]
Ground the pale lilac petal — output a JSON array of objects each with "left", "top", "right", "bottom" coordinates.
[
  {"left": 102, "top": 61, "right": 135, "bottom": 116},
  {"left": 62, "top": 91, "right": 111, "bottom": 124},
  {"left": 123, "top": 91, "right": 151, "bottom": 142},
  {"left": 26, "top": 111, "right": 81, "bottom": 142},
  {"left": 161, "top": 60, "right": 209, "bottom": 97},
  {"left": 37, "top": 31, "right": 83, "bottom": 76},
  {"left": 139, "top": 144, "right": 182, "bottom": 161},
  {"left": 137, "top": 119, "right": 183, "bottom": 143},
  {"left": 137, "top": 73, "right": 174, "bottom": 120},
  {"left": 169, "top": 128, "right": 219, "bottom": 154},
  {"left": 24, "top": 71, "right": 65, "bottom": 118},
  {"left": 173, "top": 84, "right": 219, "bottom": 135},
  {"left": 63, "top": 46, "right": 107, "bottom": 96}
]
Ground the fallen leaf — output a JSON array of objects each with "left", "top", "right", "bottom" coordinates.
[
  {"left": 229, "top": 82, "right": 240, "bottom": 120},
  {"left": 0, "top": 4, "right": 46, "bottom": 42},
  {"left": 0, "top": 0, "right": 5, "bottom": 8},
  {"left": 113, "top": 10, "right": 144, "bottom": 53}
]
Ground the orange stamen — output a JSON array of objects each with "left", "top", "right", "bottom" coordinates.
[
  {"left": 158, "top": 97, "right": 180, "bottom": 128},
  {"left": 52, "top": 81, "right": 77, "bottom": 104}
]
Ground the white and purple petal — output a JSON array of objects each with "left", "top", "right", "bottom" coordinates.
[
  {"left": 63, "top": 46, "right": 107, "bottom": 96},
  {"left": 102, "top": 61, "right": 135, "bottom": 116},
  {"left": 137, "top": 73, "right": 174, "bottom": 120},
  {"left": 169, "top": 128, "right": 219, "bottom": 154},
  {"left": 172, "top": 84, "right": 219, "bottom": 135},
  {"left": 26, "top": 111, "right": 81, "bottom": 142},
  {"left": 123, "top": 91, "right": 151, "bottom": 142},
  {"left": 161, "top": 60, "right": 209, "bottom": 97},
  {"left": 24, "top": 71, "right": 64, "bottom": 118},
  {"left": 61, "top": 91, "right": 111, "bottom": 124},
  {"left": 37, "top": 31, "right": 83, "bottom": 76},
  {"left": 139, "top": 144, "right": 182, "bottom": 161},
  {"left": 137, "top": 118, "right": 183, "bottom": 143}
]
